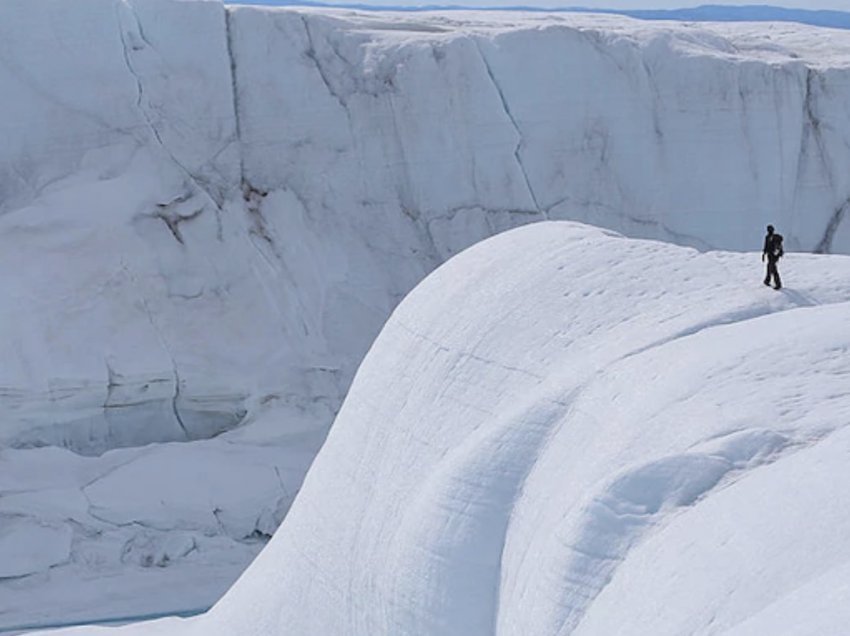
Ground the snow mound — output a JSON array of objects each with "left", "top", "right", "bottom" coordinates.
[{"left": 43, "top": 222, "right": 850, "bottom": 635}]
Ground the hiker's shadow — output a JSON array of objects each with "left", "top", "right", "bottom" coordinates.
[{"left": 778, "top": 288, "right": 817, "bottom": 307}]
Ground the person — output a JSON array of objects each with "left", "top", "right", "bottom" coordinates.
[{"left": 762, "top": 224, "right": 783, "bottom": 290}]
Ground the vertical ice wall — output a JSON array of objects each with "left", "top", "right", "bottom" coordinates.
[
  {"left": 0, "top": 0, "right": 250, "bottom": 451},
  {"left": 228, "top": 9, "right": 850, "bottom": 259},
  {"left": 4, "top": 4, "right": 850, "bottom": 452}
]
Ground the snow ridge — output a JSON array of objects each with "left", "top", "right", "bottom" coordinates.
[{"left": 176, "top": 223, "right": 850, "bottom": 636}]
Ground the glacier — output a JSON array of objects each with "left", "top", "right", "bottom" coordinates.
[
  {"left": 4, "top": 0, "right": 850, "bottom": 628},
  {"left": 32, "top": 222, "right": 850, "bottom": 635}
]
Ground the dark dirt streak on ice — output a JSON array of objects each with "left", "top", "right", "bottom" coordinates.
[{"left": 115, "top": 0, "right": 225, "bottom": 230}]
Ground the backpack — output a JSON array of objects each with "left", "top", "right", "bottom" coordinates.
[{"left": 770, "top": 234, "right": 784, "bottom": 258}]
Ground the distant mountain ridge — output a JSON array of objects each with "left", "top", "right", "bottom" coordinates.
[{"left": 234, "top": 1, "right": 850, "bottom": 30}]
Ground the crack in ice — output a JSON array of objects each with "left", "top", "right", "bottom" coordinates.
[
  {"left": 473, "top": 38, "right": 545, "bottom": 219},
  {"left": 115, "top": 1, "right": 225, "bottom": 231},
  {"left": 815, "top": 197, "right": 850, "bottom": 254}
]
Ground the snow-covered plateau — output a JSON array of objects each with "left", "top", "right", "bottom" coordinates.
[
  {"left": 3, "top": 1, "right": 850, "bottom": 630},
  {"left": 34, "top": 222, "right": 850, "bottom": 635}
]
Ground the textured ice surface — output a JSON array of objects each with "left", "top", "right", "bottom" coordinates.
[{"left": 5, "top": 0, "right": 850, "bottom": 627}]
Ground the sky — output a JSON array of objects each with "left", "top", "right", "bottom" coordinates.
[{"left": 232, "top": 0, "right": 850, "bottom": 9}]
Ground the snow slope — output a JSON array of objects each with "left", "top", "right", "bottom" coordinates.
[
  {"left": 5, "top": 1, "right": 850, "bottom": 626},
  {"left": 36, "top": 221, "right": 850, "bottom": 635}
]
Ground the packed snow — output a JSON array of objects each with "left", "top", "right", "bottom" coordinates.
[
  {"left": 31, "top": 222, "right": 850, "bottom": 635},
  {"left": 4, "top": 0, "right": 850, "bottom": 628}
]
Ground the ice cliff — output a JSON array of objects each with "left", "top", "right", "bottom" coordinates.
[{"left": 4, "top": 0, "right": 850, "bottom": 627}]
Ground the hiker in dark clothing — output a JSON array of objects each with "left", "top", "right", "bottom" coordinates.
[{"left": 762, "top": 224, "right": 783, "bottom": 290}]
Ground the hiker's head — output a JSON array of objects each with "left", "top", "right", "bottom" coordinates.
[{"left": 766, "top": 225, "right": 775, "bottom": 234}]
